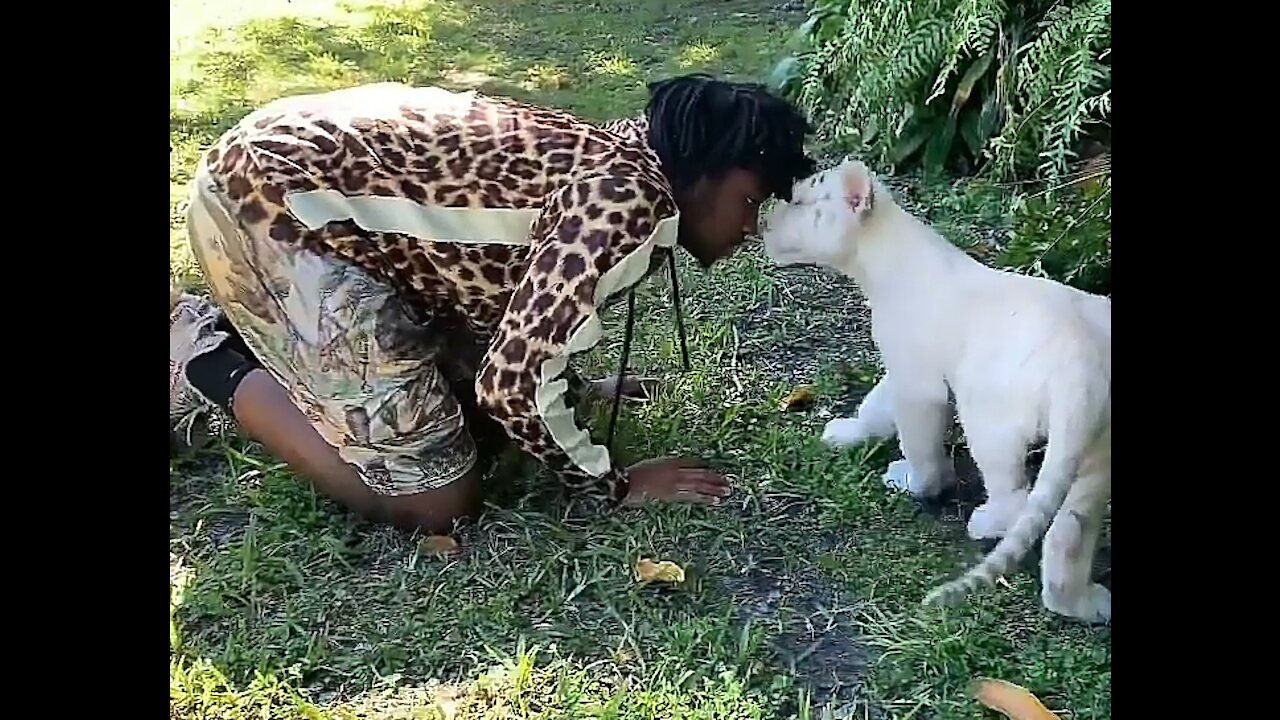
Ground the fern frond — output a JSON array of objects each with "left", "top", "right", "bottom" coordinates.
[{"left": 928, "top": 0, "right": 1006, "bottom": 103}]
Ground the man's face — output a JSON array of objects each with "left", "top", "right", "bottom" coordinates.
[{"left": 677, "top": 168, "right": 767, "bottom": 267}]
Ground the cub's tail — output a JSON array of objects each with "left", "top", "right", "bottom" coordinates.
[
  {"left": 921, "top": 445, "right": 1076, "bottom": 608},
  {"left": 921, "top": 368, "right": 1105, "bottom": 609}
]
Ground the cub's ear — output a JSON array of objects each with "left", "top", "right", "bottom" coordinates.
[{"left": 839, "top": 159, "right": 874, "bottom": 213}]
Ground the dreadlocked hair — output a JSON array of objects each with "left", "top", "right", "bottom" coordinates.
[
  {"left": 646, "top": 73, "right": 816, "bottom": 201},
  {"left": 605, "top": 75, "right": 815, "bottom": 456}
]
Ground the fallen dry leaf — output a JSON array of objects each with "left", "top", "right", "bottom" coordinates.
[
  {"left": 779, "top": 385, "right": 817, "bottom": 412},
  {"left": 420, "top": 535, "right": 460, "bottom": 556},
  {"left": 634, "top": 558, "right": 686, "bottom": 584},
  {"left": 971, "top": 678, "right": 1061, "bottom": 720}
]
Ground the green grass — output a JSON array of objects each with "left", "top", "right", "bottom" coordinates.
[{"left": 169, "top": 1, "right": 1112, "bottom": 718}]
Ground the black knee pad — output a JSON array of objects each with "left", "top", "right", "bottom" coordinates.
[{"left": 185, "top": 343, "right": 261, "bottom": 412}]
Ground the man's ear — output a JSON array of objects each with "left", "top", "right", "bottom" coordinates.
[{"left": 839, "top": 159, "right": 874, "bottom": 214}]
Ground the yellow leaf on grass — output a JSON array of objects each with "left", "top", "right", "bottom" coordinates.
[
  {"left": 779, "top": 385, "right": 817, "bottom": 412},
  {"left": 634, "top": 558, "right": 685, "bottom": 584},
  {"left": 420, "top": 535, "right": 459, "bottom": 556},
  {"left": 971, "top": 678, "right": 1061, "bottom": 720}
]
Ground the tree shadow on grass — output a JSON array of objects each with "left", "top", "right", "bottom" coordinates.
[{"left": 170, "top": 0, "right": 803, "bottom": 165}]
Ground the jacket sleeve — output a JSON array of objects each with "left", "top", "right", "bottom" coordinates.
[{"left": 475, "top": 172, "right": 679, "bottom": 504}]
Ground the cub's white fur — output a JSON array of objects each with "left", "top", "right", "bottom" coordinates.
[{"left": 759, "top": 159, "right": 1111, "bottom": 624}]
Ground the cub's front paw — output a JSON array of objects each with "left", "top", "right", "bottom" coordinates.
[
  {"left": 822, "top": 418, "right": 869, "bottom": 448},
  {"left": 882, "top": 459, "right": 956, "bottom": 500}
]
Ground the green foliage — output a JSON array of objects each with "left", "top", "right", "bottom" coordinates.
[
  {"left": 772, "top": 0, "right": 1111, "bottom": 183},
  {"left": 769, "top": 0, "right": 1111, "bottom": 294},
  {"left": 999, "top": 174, "right": 1111, "bottom": 295},
  {"left": 911, "top": 165, "right": 1111, "bottom": 296}
]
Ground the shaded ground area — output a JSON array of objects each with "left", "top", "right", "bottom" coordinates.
[{"left": 169, "top": 1, "right": 1112, "bottom": 718}]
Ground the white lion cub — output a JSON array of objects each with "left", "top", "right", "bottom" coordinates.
[{"left": 758, "top": 158, "right": 1111, "bottom": 624}]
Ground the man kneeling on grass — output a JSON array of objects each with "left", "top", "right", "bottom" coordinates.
[{"left": 168, "top": 73, "right": 816, "bottom": 534}]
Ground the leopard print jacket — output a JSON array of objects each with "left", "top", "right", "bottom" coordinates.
[{"left": 201, "top": 83, "right": 685, "bottom": 504}]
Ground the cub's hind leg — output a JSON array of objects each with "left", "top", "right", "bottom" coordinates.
[
  {"left": 822, "top": 373, "right": 897, "bottom": 448},
  {"left": 1041, "top": 436, "right": 1111, "bottom": 624},
  {"left": 961, "top": 411, "right": 1033, "bottom": 540}
]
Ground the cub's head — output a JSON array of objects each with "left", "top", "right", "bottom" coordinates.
[{"left": 759, "top": 157, "right": 879, "bottom": 269}]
